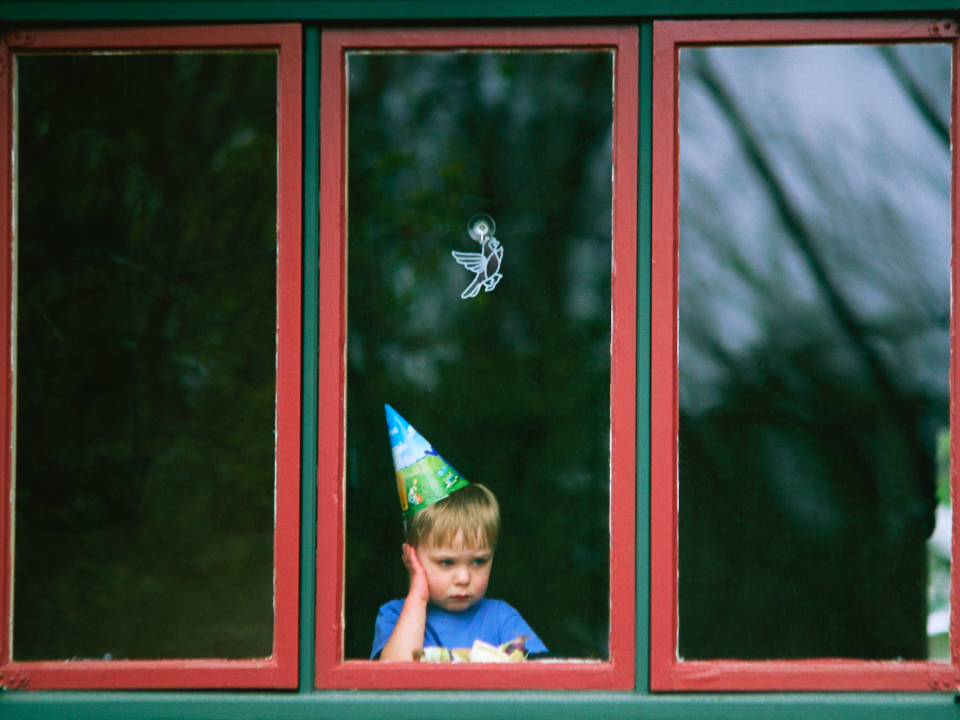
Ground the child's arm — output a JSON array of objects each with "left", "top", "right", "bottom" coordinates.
[{"left": 378, "top": 543, "right": 430, "bottom": 661}]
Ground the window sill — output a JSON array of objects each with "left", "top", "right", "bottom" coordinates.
[{"left": 0, "top": 689, "right": 957, "bottom": 720}]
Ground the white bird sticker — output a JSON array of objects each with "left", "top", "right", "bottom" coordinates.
[{"left": 452, "top": 214, "right": 503, "bottom": 300}]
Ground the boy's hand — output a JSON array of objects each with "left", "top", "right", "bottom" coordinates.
[
  {"left": 402, "top": 543, "right": 430, "bottom": 604},
  {"left": 379, "top": 544, "right": 430, "bottom": 661}
]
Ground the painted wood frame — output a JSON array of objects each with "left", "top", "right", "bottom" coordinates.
[
  {"left": 0, "top": 23, "right": 303, "bottom": 690},
  {"left": 650, "top": 18, "right": 960, "bottom": 692},
  {"left": 315, "top": 25, "right": 638, "bottom": 691}
]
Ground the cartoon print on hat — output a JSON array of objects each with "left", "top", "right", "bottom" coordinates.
[{"left": 385, "top": 405, "right": 470, "bottom": 519}]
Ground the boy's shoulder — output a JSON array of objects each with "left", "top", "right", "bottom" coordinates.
[{"left": 376, "top": 598, "right": 406, "bottom": 617}]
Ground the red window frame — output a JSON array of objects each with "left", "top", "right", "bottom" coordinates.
[
  {"left": 315, "top": 26, "right": 638, "bottom": 690},
  {"left": 0, "top": 24, "right": 302, "bottom": 690},
  {"left": 650, "top": 18, "right": 960, "bottom": 692}
]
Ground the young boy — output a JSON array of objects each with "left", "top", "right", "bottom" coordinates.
[{"left": 373, "top": 407, "right": 546, "bottom": 661}]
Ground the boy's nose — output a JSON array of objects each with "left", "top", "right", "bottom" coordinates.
[{"left": 454, "top": 566, "right": 470, "bottom": 584}]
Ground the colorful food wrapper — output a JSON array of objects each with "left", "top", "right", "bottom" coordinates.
[
  {"left": 385, "top": 405, "right": 470, "bottom": 519},
  {"left": 412, "top": 637, "right": 529, "bottom": 663}
]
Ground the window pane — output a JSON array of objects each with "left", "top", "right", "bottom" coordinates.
[
  {"left": 677, "top": 44, "right": 951, "bottom": 660},
  {"left": 14, "top": 52, "right": 278, "bottom": 660},
  {"left": 343, "top": 50, "right": 613, "bottom": 660}
]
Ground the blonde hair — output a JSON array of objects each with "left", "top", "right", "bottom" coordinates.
[{"left": 405, "top": 483, "right": 500, "bottom": 551}]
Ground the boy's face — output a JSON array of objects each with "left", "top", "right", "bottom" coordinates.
[{"left": 416, "top": 532, "right": 493, "bottom": 613}]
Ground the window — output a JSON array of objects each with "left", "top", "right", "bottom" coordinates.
[
  {"left": 4, "top": 4, "right": 960, "bottom": 718},
  {"left": 0, "top": 24, "right": 302, "bottom": 689},
  {"left": 315, "top": 26, "right": 638, "bottom": 690},
  {"left": 651, "top": 19, "right": 958, "bottom": 691}
]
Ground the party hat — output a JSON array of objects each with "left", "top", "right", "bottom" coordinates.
[{"left": 385, "top": 405, "right": 470, "bottom": 519}]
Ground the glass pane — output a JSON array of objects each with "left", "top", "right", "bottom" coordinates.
[
  {"left": 344, "top": 51, "right": 613, "bottom": 659},
  {"left": 677, "top": 44, "right": 951, "bottom": 660},
  {"left": 13, "top": 52, "right": 278, "bottom": 660}
]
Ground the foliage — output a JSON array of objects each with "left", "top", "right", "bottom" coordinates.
[
  {"left": 677, "top": 45, "right": 950, "bottom": 660},
  {"left": 343, "top": 51, "right": 614, "bottom": 659},
  {"left": 14, "top": 52, "right": 278, "bottom": 659}
]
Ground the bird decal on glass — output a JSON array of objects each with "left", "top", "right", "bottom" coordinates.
[{"left": 452, "top": 214, "right": 503, "bottom": 300}]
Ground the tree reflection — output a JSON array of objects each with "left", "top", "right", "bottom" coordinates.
[
  {"left": 678, "top": 45, "right": 950, "bottom": 659},
  {"left": 14, "top": 53, "right": 278, "bottom": 660},
  {"left": 344, "top": 51, "right": 614, "bottom": 659}
]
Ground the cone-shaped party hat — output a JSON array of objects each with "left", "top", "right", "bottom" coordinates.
[{"left": 385, "top": 405, "right": 470, "bottom": 519}]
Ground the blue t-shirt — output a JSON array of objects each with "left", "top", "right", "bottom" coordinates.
[{"left": 371, "top": 598, "right": 547, "bottom": 659}]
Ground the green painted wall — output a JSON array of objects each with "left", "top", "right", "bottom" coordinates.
[
  {"left": 0, "top": 691, "right": 959, "bottom": 720},
  {"left": 0, "top": 0, "right": 958, "bottom": 20}
]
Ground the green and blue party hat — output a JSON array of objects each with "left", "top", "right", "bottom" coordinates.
[{"left": 385, "top": 405, "right": 469, "bottom": 519}]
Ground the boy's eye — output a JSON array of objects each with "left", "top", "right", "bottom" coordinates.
[
  {"left": 438, "top": 559, "right": 454, "bottom": 567},
  {"left": 472, "top": 557, "right": 490, "bottom": 567}
]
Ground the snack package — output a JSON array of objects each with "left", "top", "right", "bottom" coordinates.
[
  {"left": 412, "top": 646, "right": 451, "bottom": 662},
  {"left": 412, "top": 636, "right": 528, "bottom": 663}
]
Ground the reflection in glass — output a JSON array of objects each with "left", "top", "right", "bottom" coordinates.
[
  {"left": 14, "top": 52, "right": 278, "bottom": 659},
  {"left": 344, "top": 51, "right": 614, "bottom": 659},
  {"left": 678, "top": 44, "right": 951, "bottom": 660}
]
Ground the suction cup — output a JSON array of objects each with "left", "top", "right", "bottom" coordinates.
[{"left": 467, "top": 214, "right": 496, "bottom": 241}]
